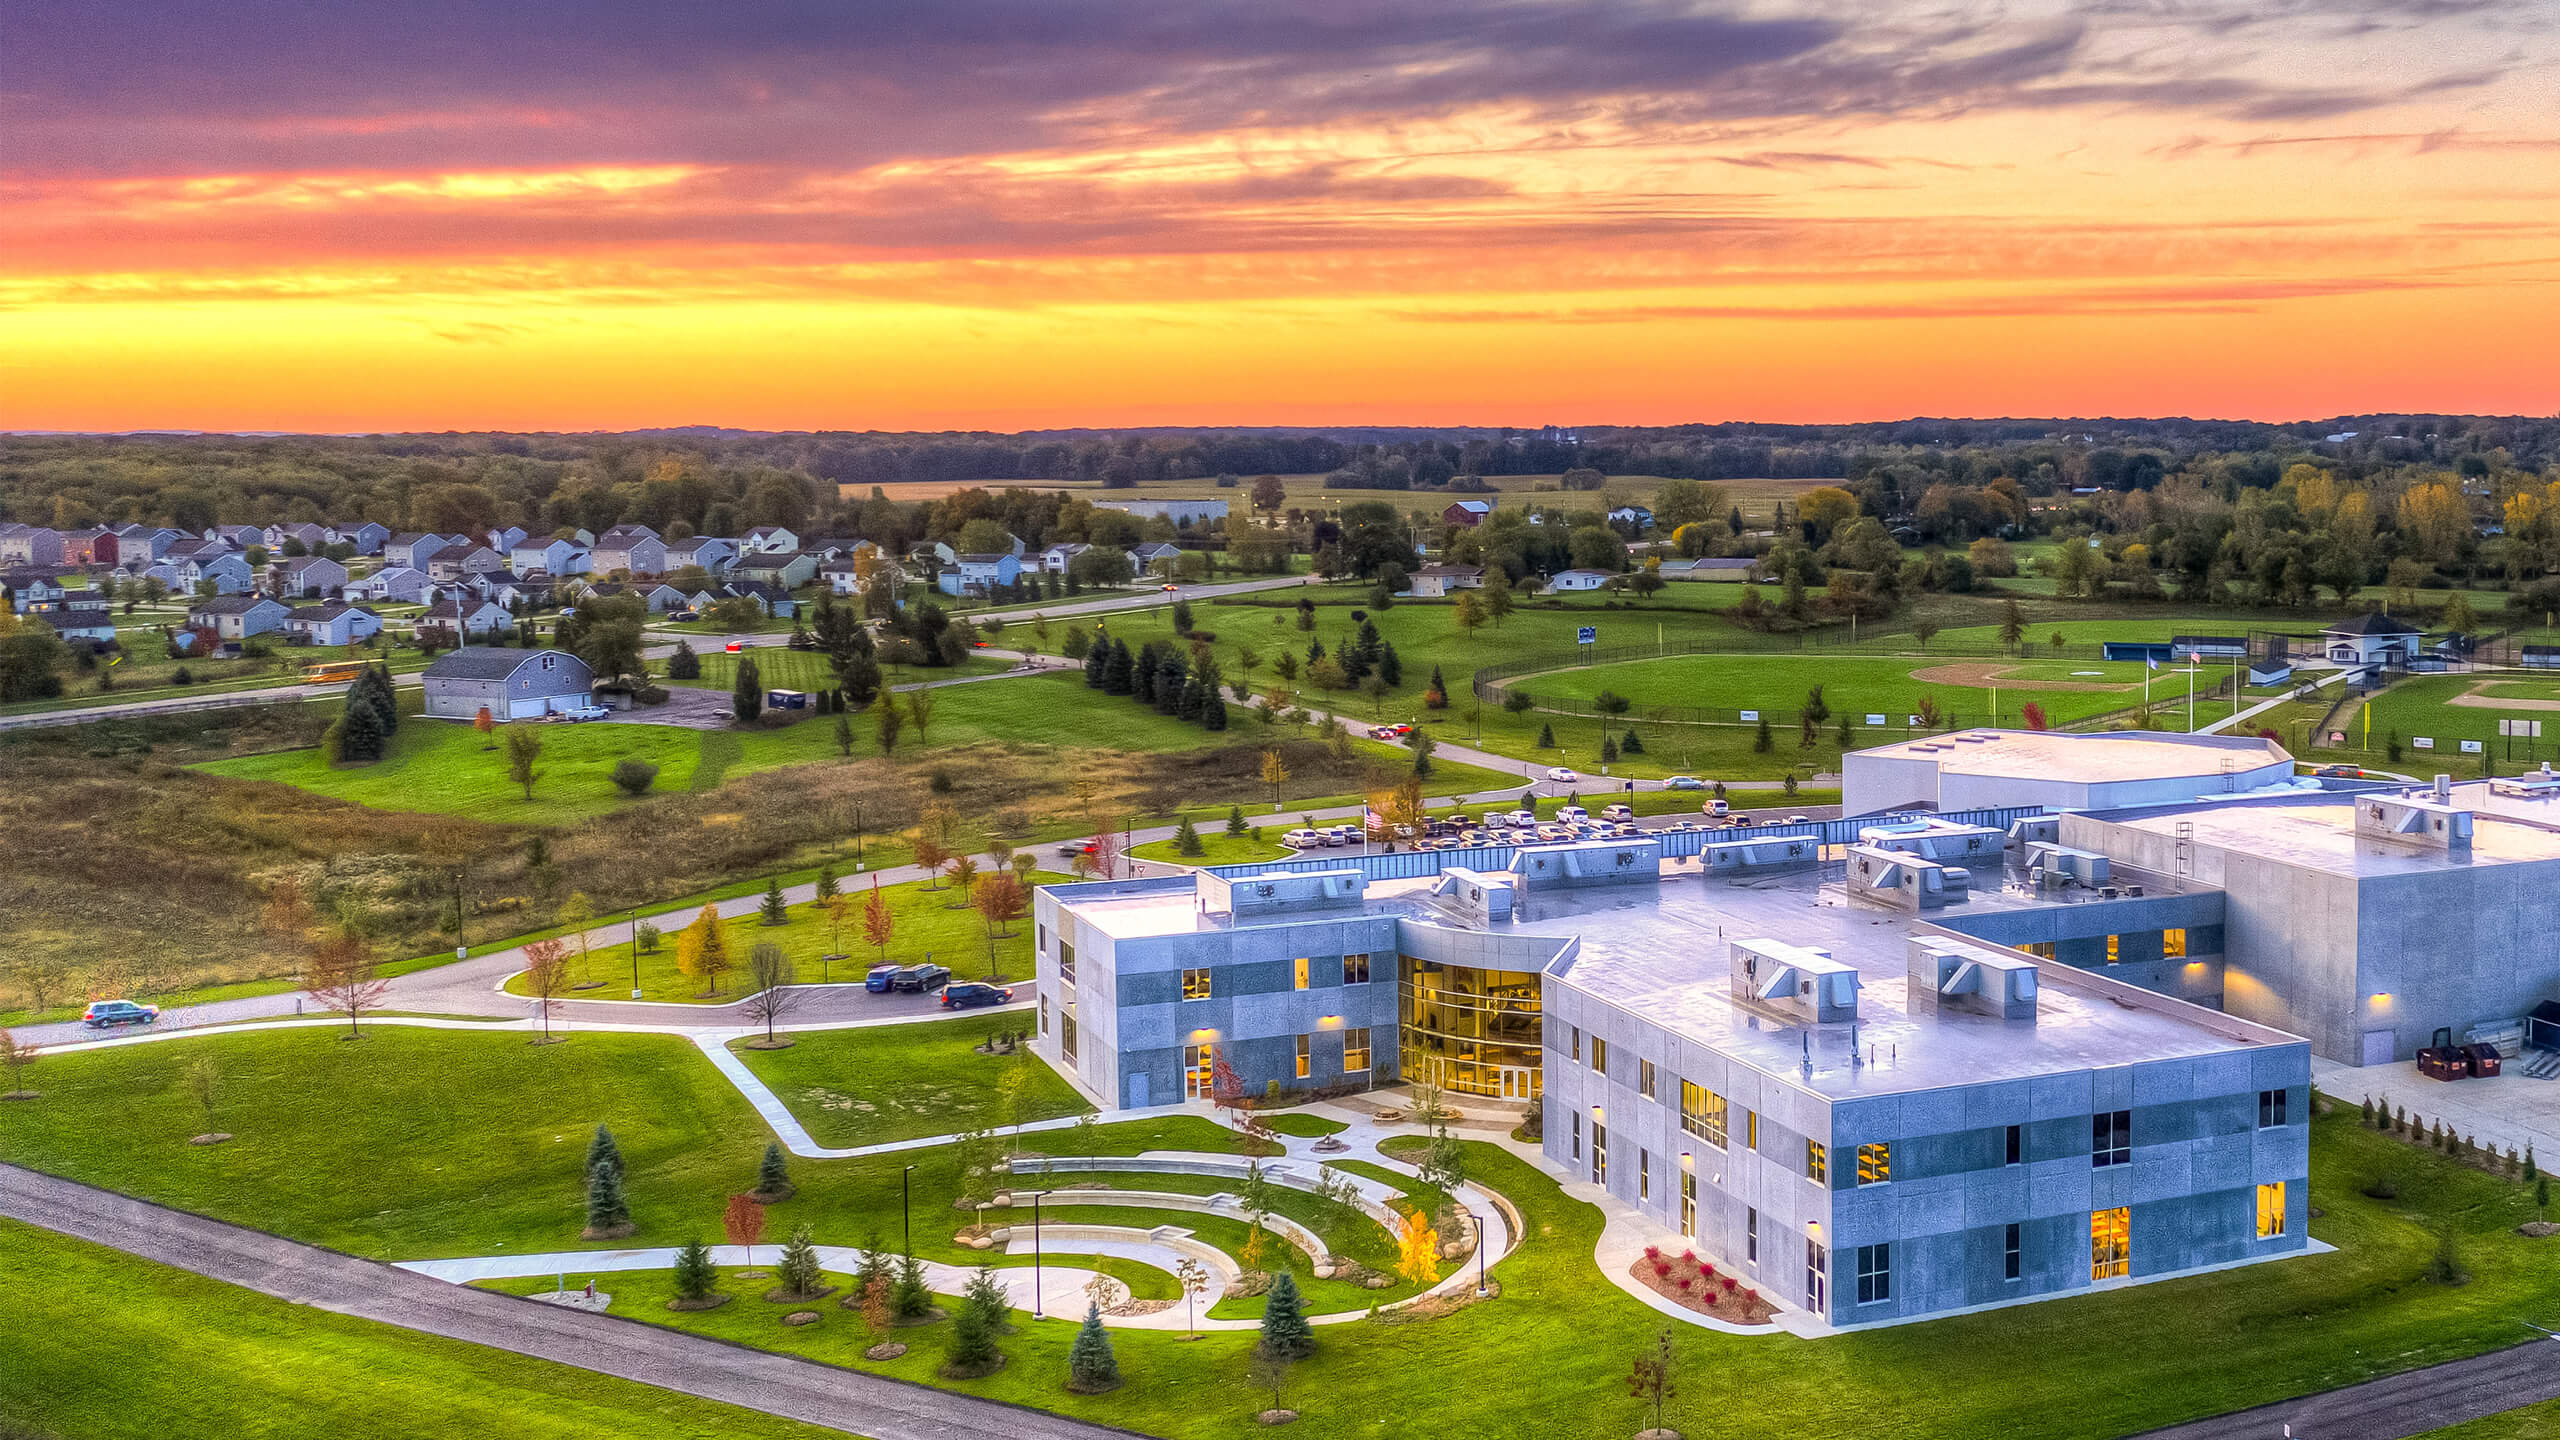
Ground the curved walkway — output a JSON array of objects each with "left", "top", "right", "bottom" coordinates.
[{"left": 0, "top": 1162, "right": 1134, "bottom": 1440}]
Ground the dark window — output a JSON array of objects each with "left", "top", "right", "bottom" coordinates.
[
  {"left": 1343, "top": 952, "right": 1372, "bottom": 984},
  {"left": 1746, "top": 1207, "right": 1758, "bottom": 1262},
  {"left": 1855, "top": 1243, "right": 1891, "bottom": 1305},
  {"left": 2093, "top": 1109, "right": 2132, "bottom": 1167},
  {"left": 2258, "top": 1088, "right": 2289, "bottom": 1128},
  {"left": 2005, "top": 1123, "right": 2023, "bottom": 1166},
  {"left": 2004, "top": 1223, "right": 2022, "bottom": 1281}
]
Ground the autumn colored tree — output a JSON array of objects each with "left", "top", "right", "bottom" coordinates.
[
  {"left": 947, "top": 854, "right": 979, "bottom": 901},
  {"left": 302, "top": 929, "right": 390, "bottom": 1040},
  {"left": 860, "top": 880, "right": 895, "bottom": 967},
  {"left": 1394, "top": 1209, "right": 1441, "bottom": 1287},
  {"left": 0, "top": 1030, "right": 39, "bottom": 1098},
  {"left": 675, "top": 903, "right": 732, "bottom": 997},
  {"left": 724, "top": 1192, "right": 768, "bottom": 1272},
  {"left": 2021, "top": 701, "right": 2050, "bottom": 731},
  {"left": 912, "top": 832, "right": 949, "bottom": 888},
  {"left": 975, "top": 873, "right": 1028, "bottom": 981},
  {"left": 503, "top": 722, "right": 544, "bottom": 799},
  {"left": 474, "top": 706, "right": 496, "bottom": 746},
  {"left": 521, "top": 938, "right": 571, "bottom": 1043}
]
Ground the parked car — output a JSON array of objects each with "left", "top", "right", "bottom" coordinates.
[
  {"left": 1613, "top": 822, "right": 1642, "bottom": 837},
  {"left": 2314, "top": 764, "right": 2365, "bottom": 778},
  {"left": 864, "top": 964, "right": 902, "bottom": 993},
  {"left": 1504, "top": 808, "right": 1536, "bottom": 826},
  {"left": 1545, "top": 766, "right": 1580, "bottom": 783},
  {"left": 1555, "top": 804, "right": 1588, "bottom": 822},
  {"left": 1705, "top": 798, "right": 1731, "bottom": 816},
  {"left": 1601, "top": 803, "right": 1634, "bottom": 822},
  {"left": 1785, "top": 814, "right": 1810, "bottom": 824},
  {"left": 889, "top": 963, "right": 951, "bottom": 993},
  {"left": 564, "top": 705, "right": 611, "bottom": 722},
  {"left": 1664, "top": 775, "right": 1705, "bottom": 790},
  {"left": 1281, "top": 828, "right": 1323, "bottom": 849},
  {"left": 669, "top": 609, "right": 698, "bottom": 621},
  {"left": 725, "top": 640, "right": 744, "bottom": 653},
  {"left": 80, "top": 999, "right": 159, "bottom": 1028},
  {"left": 940, "top": 982, "right": 1014, "bottom": 1009}
]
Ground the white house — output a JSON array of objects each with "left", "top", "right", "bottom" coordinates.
[
  {"left": 742, "top": 525, "right": 800, "bottom": 555},
  {"left": 1549, "top": 569, "right": 1612, "bottom": 592},
  {"left": 2323, "top": 613, "right": 2424, "bottom": 666},
  {"left": 485, "top": 525, "right": 528, "bottom": 555},
  {"left": 345, "top": 565, "right": 430, "bottom": 604},
  {"left": 270, "top": 555, "right": 348, "bottom": 597},
  {"left": 664, "top": 535, "right": 738, "bottom": 576},
  {"left": 1404, "top": 564, "right": 1484, "bottom": 599},
  {"left": 186, "top": 551, "right": 255, "bottom": 595},
  {"left": 263, "top": 521, "right": 331, "bottom": 553},
  {"left": 732, "top": 550, "right": 819, "bottom": 588},
  {"left": 939, "top": 552, "right": 1021, "bottom": 597},
  {"left": 418, "top": 596, "right": 511, "bottom": 639},
  {"left": 1126, "top": 541, "right": 1184, "bottom": 576},
  {"left": 1039, "top": 542, "right": 1090, "bottom": 574},
  {"left": 1607, "top": 505, "right": 1655, "bottom": 531},
  {"left": 284, "top": 602, "right": 384, "bottom": 647},
  {"left": 428, "top": 546, "right": 510, "bottom": 582},
  {"left": 188, "top": 594, "right": 291, "bottom": 639},
  {"left": 591, "top": 525, "right": 666, "bottom": 577},
  {"left": 2, "top": 570, "right": 67, "bottom": 613},
  {"left": 0, "top": 526, "right": 66, "bottom": 566}
]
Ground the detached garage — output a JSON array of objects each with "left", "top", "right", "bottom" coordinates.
[{"left": 422, "top": 646, "right": 595, "bottom": 720}]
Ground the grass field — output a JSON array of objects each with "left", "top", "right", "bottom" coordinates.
[
  {"left": 0, "top": 1219, "right": 845, "bottom": 1440},
  {"left": 727, "top": 1013, "right": 1090, "bottom": 1149},
  {"left": 503, "top": 872, "right": 1071, "bottom": 1000},
  {"left": 1527, "top": 653, "right": 2203, "bottom": 728},
  {"left": 1128, "top": 832, "right": 1294, "bottom": 865},
  {"left": 831, "top": 474, "right": 1833, "bottom": 529},
  {"left": 2302, "top": 674, "right": 2560, "bottom": 769},
  {"left": 10, "top": 1024, "right": 2560, "bottom": 1440}
]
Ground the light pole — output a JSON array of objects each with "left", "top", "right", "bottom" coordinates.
[
  {"left": 854, "top": 798, "right": 867, "bottom": 872},
  {"left": 629, "top": 908, "right": 642, "bottom": 1000},
  {"left": 901, "top": 1164, "right": 915, "bottom": 1257},
  {"left": 1031, "top": 1189, "right": 1050, "bottom": 1318},
  {"left": 1474, "top": 1213, "right": 1487, "bottom": 1297}
]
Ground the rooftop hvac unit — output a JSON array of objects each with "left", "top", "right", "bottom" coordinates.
[{"left": 1731, "top": 938, "right": 1859, "bottom": 1025}]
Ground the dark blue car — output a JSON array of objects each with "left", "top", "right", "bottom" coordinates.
[
  {"left": 864, "top": 964, "right": 900, "bottom": 993},
  {"left": 939, "top": 982, "right": 1013, "bottom": 1010}
]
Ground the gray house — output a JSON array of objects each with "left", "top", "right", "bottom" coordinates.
[
  {"left": 187, "top": 594, "right": 291, "bottom": 639},
  {"left": 421, "top": 647, "right": 595, "bottom": 720},
  {"left": 271, "top": 555, "right": 348, "bottom": 597}
]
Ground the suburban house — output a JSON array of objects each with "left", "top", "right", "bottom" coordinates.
[
  {"left": 509, "top": 537, "right": 590, "bottom": 577},
  {"left": 283, "top": 601, "right": 384, "bottom": 647},
  {"left": 0, "top": 526, "right": 66, "bottom": 566},
  {"left": 2323, "top": 613, "right": 2424, "bottom": 666},
  {"left": 1607, "top": 505, "right": 1655, "bottom": 531},
  {"left": 1404, "top": 563, "right": 1485, "bottom": 598},
  {"left": 1660, "top": 556, "right": 1756, "bottom": 583},
  {"left": 428, "top": 546, "right": 510, "bottom": 582},
  {"left": 1443, "top": 499, "right": 1495, "bottom": 527},
  {"left": 588, "top": 581, "right": 692, "bottom": 613},
  {"left": 418, "top": 595, "right": 512, "bottom": 640},
  {"left": 663, "top": 535, "right": 738, "bottom": 577},
  {"left": 908, "top": 540, "right": 957, "bottom": 569},
  {"left": 270, "top": 555, "right": 348, "bottom": 597},
  {"left": 421, "top": 647, "right": 595, "bottom": 720},
  {"left": 112, "top": 525, "right": 186, "bottom": 567},
  {"left": 262, "top": 521, "right": 331, "bottom": 553},
  {"left": 719, "top": 579, "right": 798, "bottom": 618},
  {"left": 591, "top": 525, "right": 666, "bottom": 577},
  {"left": 732, "top": 550, "right": 819, "bottom": 589},
  {"left": 344, "top": 565, "right": 430, "bottom": 604},
  {"left": 188, "top": 594, "right": 291, "bottom": 639},
  {"left": 386, "top": 533, "right": 458, "bottom": 570},
  {"left": 484, "top": 525, "right": 528, "bottom": 554},
  {"left": 32, "top": 607, "right": 118, "bottom": 647},
  {"left": 742, "top": 525, "right": 800, "bottom": 555},
  {"left": 55, "top": 528, "right": 114, "bottom": 565},
  {"left": 1097, "top": 498, "right": 1227, "bottom": 527},
  {"left": 335, "top": 521, "right": 390, "bottom": 555},
  {"left": 936, "top": 552, "right": 1022, "bottom": 598},
  {"left": 3, "top": 570, "right": 68, "bottom": 612},
  {"left": 176, "top": 549, "right": 255, "bottom": 595},
  {"left": 211, "top": 525, "right": 264, "bottom": 550},
  {"left": 1549, "top": 568, "right": 1612, "bottom": 592},
  {"left": 1126, "top": 541, "right": 1184, "bottom": 576},
  {"left": 462, "top": 570, "right": 543, "bottom": 608},
  {"left": 821, "top": 555, "right": 902, "bottom": 595},
  {"left": 1039, "top": 541, "right": 1091, "bottom": 574}
]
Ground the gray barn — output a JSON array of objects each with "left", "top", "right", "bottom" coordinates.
[{"left": 420, "top": 647, "right": 593, "bottom": 720}]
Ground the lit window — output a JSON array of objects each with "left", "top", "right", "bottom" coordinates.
[
  {"left": 1293, "top": 957, "right": 1311, "bottom": 991},
  {"left": 1184, "top": 1044, "right": 1214, "bottom": 1100},
  {"left": 1591, "top": 1036, "right": 1609, "bottom": 1075},
  {"left": 2257, "top": 1181, "right": 2287, "bottom": 1238},
  {"left": 1855, "top": 1243, "right": 1891, "bottom": 1305},
  {"left": 1857, "top": 1142, "right": 1890, "bottom": 1186},
  {"left": 1639, "top": 1059, "right": 1657, "bottom": 1099},
  {"left": 1806, "top": 1140, "right": 1828, "bottom": 1183},
  {"left": 2092, "top": 1109, "right": 2131, "bottom": 1168},
  {"left": 2106, "top": 934, "right": 2120, "bottom": 965},
  {"left": 1746, "top": 1110, "right": 1759, "bottom": 1151},
  {"left": 2003, "top": 1222, "right": 2022, "bottom": 1281},
  {"left": 1680, "top": 1170, "right": 1696, "bottom": 1237},
  {"left": 1343, "top": 952, "right": 1371, "bottom": 984},
  {"left": 1805, "top": 1238, "right": 1829, "bottom": 1312},
  {"left": 2258, "top": 1088, "right": 2289, "bottom": 1128},
  {"left": 1182, "top": 969, "right": 1212, "bottom": 1001},
  {"left": 1639, "top": 1148, "right": 1651, "bottom": 1200},
  {"left": 2091, "top": 1207, "right": 2130, "bottom": 1280},
  {"left": 2163, "top": 928, "right": 2188, "bottom": 959},
  {"left": 2023, "top": 942, "right": 2057, "bottom": 960},
  {"left": 1680, "top": 1081, "right": 1728, "bottom": 1148},
  {"left": 1344, "top": 1027, "right": 1371, "bottom": 1072},
  {"left": 1295, "top": 1033, "right": 1311, "bottom": 1079}
]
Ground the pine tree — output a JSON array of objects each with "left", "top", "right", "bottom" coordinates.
[
  {"left": 760, "top": 875, "right": 788, "bottom": 925},
  {"left": 964, "top": 1264, "right": 1011, "bottom": 1333},
  {"left": 1156, "top": 651, "right": 1188, "bottom": 715},
  {"left": 1600, "top": 735, "right": 1619, "bottom": 764},
  {"left": 733, "top": 655, "right": 764, "bottom": 724},
  {"left": 1754, "top": 713, "right": 1774, "bottom": 752},
  {"left": 1083, "top": 637, "right": 1108, "bottom": 687},
  {"left": 1067, "top": 1300, "right": 1122, "bottom": 1392},
  {"left": 1258, "top": 1270, "right": 1313, "bottom": 1358},
  {"left": 943, "top": 1265, "right": 1008, "bottom": 1375},
  {"left": 892, "top": 1253, "right": 936, "bottom": 1320},
  {"left": 1173, "top": 817, "right": 1204, "bottom": 856},
  {"left": 584, "top": 1125, "right": 632, "bottom": 1235},
  {"left": 1203, "top": 690, "right": 1228, "bottom": 731},
  {"left": 673, "top": 1238, "right": 718, "bottom": 1302},
  {"left": 755, "top": 1140, "right": 794, "bottom": 1200},
  {"left": 1535, "top": 721, "right": 1555, "bottom": 748},
  {"left": 2528, "top": 1143, "right": 2540, "bottom": 1182},
  {"left": 1226, "top": 805, "right": 1248, "bottom": 837},
  {"left": 667, "top": 640, "right": 701, "bottom": 679},
  {"left": 335, "top": 695, "right": 384, "bottom": 762},
  {"left": 1131, "top": 642, "right": 1160, "bottom": 704},
  {"left": 1103, "top": 639, "right": 1134, "bottom": 695},
  {"left": 2361, "top": 1096, "right": 2375, "bottom": 1127},
  {"left": 1379, "top": 640, "right": 1402, "bottom": 687},
  {"left": 1177, "top": 671, "right": 1206, "bottom": 721},
  {"left": 777, "top": 1223, "right": 825, "bottom": 1297},
  {"left": 1621, "top": 728, "right": 1644, "bottom": 755}
]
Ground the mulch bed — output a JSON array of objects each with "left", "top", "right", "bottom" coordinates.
[{"left": 1630, "top": 1248, "right": 1777, "bottom": 1325}]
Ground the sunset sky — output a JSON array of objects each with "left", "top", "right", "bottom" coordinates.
[{"left": 6, "top": 1, "right": 2557, "bottom": 432}]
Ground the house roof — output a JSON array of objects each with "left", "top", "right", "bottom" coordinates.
[
  {"left": 1552, "top": 568, "right": 1612, "bottom": 581},
  {"left": 289, "top": 602, "right": 369, "bottom": 621},
  {"left": 422, "top": 646, "right": 580, "bottom": 682},
  {"left": 29, "top": 610, "right": 113, "bottom": 632},
  {"left": 2326, "top": 612, "right": 2422, "bottom": 637},
  {"left": 190, "top": 595, "right": 281, "bottom": 615},
  {"left": 957, "top": 552, "right": 1010, "bottom": 564},
  {"left": 724, "top": 579, "right": 789, "bottom": 600},
  {"left": 1413, "top": 564, "right": 1483, "bottom": 578},
  {"left": 1448, "top": 499, "right": 1494, "bottom": 513},
  {"left": 275, "top": 555, "right": 338, "bottom": 573}
]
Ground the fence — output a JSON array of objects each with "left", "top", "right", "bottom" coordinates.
[
  {"left": 0, "top": 687, "right": 317, "bottom": 733},
  {"left": 1201, "top": 803, "right": 2056, "bottom": 883}
]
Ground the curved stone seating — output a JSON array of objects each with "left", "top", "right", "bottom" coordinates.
[
  {"left": 994, "top": 1222, "right": 1242, "bottom": 1286},
  {"left": 1020, "top": 1189, "right": 1329, "bottom": 1265},
  {"left": 1012, "top": 1153, "right": 1405, "bottom": 1230}
]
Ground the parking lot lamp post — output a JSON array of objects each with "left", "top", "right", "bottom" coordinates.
[
  {"left": 854, "top": 799, "right": 866, "bottom": 873},
  {"left": 1475, "top": 1213, "right": 1487, "bottom": 1296},
  {"left": 1032, "top": 1190, "right": 1049, "bottom": 1318},
  {"left": 902, "top": 1164, "right": 915, "bottom": 1257},
  {"left": 629, "top": 908, "right": 642, "bottom": 1000}
]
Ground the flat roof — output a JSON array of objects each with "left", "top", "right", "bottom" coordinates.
[
  {"left": 1857, "top": 729, "right": 2291, "bottom": 782},
  {"left": 2109, "top": 787, "right": 2560, "bottom": 877}
]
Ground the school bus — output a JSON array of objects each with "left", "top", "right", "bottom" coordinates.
[{"left": 301, "top": 660, "right": 367, "bottom": 685}]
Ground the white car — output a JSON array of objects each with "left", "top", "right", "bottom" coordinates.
[
  {"left": 1281, "top": 829, "right": 1323, "bottom": 849},
  {"left": 1545, "top": 767, "right": 1580, "bottom": 783},
  {"left": 563, "top": 705, "right": 611, "bottom": 722},
  {"left": 1601, "top": 803, "right": 1634, "bottom": 822},
  {"left": 1505, "top": 809, "right": 1536, "bottom": 826},
  {"left": 1555, "top": 805, "right": 1589, "bottom": 823}
]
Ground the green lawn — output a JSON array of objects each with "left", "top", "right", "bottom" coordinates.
[
  {"left": 507, "top": 872, "right": 1067, "bottom": 1001},
  {"left": 0, "top": 1219, "right": 846, "bottom": 1440},
  {"left": 2304, "top": 675, "right": 2559, "bottom": 767},
  {"left": 728, "top": 1014, "right": 1090, "bottom": 1149},
  {"left": 2418, "top": 1400, "right": 2560, "bottom": 1438},
  {"left": 11, "top": 1024, "right": 2560, "bottom": 1440},
  {"left": 1129, "top": 832, "right": 1294, "bottom": 866},
  {"left": 1526, "top": 652, "right": 2199, "bottom": 728}
]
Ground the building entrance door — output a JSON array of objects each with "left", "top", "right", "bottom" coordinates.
[
  {"left": 1497, "top": 1067, "right": 1533, "bottom": 1099},
  {"left": 2360, "top": 1029, "right": 2396, "bottom": 1067}
]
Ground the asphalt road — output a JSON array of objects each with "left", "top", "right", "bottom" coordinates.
[
  {"left": 0, "top": 1162, "right": 1142, "bottom": 1440},
  {"left": 2131, "top": 1336, "right": 2560, "bottom": 1440}
]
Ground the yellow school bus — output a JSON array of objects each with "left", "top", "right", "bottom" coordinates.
[{"left": 301, "top": 660, "right": 367, "bottom": 685}]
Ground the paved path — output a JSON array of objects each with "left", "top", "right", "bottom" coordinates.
[
  {"left": 0, "top": 1162, "right": 1140, "bottom": 1440},
  {"left": 2132, "top": 1336, "right": 2560, "bottom": 1440}
]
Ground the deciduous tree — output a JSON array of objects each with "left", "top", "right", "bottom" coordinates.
[
  {"left": 724, "top": 1192, "right": 769, "bottom": 1272},
  {"left": 675, "top": 904, "right": 732, "bottom": 997},
  {"left": 0, "top": 1031, "right": 39, "bottom": 1099},
  {"left": 861, "top": 880, "right": 895, "bottom": 966},
  {"left": 741, "top": 942, "right": 801, "bottom": 1043},
  {"left": 522, "top": 938, "right": 571, "bottom": 1042},
  {"left": 301, "top": 930, "right": 389, "bottom": 1040}
]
